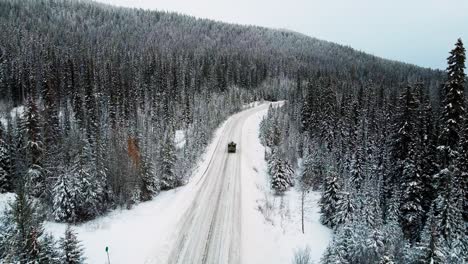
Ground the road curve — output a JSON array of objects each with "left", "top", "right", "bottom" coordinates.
[{"left": 167, "top": 103, "right": 270, "bottom": 264}]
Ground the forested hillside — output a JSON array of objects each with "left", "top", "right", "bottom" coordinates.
[
  {"left": 260, "top": 39, "right": 467, "bottom": 263},
  {"left": 0, "top": 0, "right": 456, "bottom": 262}
]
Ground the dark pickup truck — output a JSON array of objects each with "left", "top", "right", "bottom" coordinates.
[{"left": 227, "top": 142, "right": 237, "bottom": 153}]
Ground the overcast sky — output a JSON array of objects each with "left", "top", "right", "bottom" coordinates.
[{"left": 95, "top": 0, "right": 467, "bottom": 70}]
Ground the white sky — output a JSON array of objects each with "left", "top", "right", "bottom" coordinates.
[{"left": 95, "top": 0, "right": 468, "bottom": 69}]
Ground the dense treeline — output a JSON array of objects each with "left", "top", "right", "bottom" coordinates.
[
  {"left": 261, "top": 39, "right": 467, "bottom": 263},
  {"left": 0, "top": 0, "right": 262, "bottom": 221},
  {"left": 0, "top": 0, "right": 452, "bottom": 262}
]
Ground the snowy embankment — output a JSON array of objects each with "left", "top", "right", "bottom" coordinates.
[{"left": 240, "top": 105, "right": 332, "bottom": 264}]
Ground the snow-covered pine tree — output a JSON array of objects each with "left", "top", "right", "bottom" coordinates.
[
  {"left": 319, "top": 168, "right": 340, "bottom": 228},
  {"left": 0, "top": 181, "right": 59, "bottom": 262},
  {"left": 93, "top": 134, "right": 112, "bottom": 214},
  {"left": 386, "top": 85, "right": 426, "bottom": 242},
  {"left": 412, "top": 84, "right": 438, "bottom": 216},
  {"left": 182, "top": 91, "right": 193, "bottom": 127},
  {"left": 41, "top": 68, "right": 62, "bottom": 207},
  {"left": 41, "top": 233, "right": 61, "bottom": 264},
  {"left": 319, "top": 82, "right": 338, "bottom": 148},
  {"left": 269, "top": 115, "right": 282, "bottom": 148},
  {"left": 407, "top": 206, "right": 446, "bottom": 264},
  {"left": 0, "top": 124, "right": 12, "bottom": 192},
  {"left": 52, "top": 164, "right": 81, "bottom": 223},
  {"left": 333, "top": 191, "right": 355, "bottom": 227},
  {"left": 381, "top": 194, "right": 405, "bottom": 262},
  {"left": 350, "top": 142, "right": 365, "bottom": 191},
  {"left": 21, "top": 96, "right": 45, "bottom": 198},
  {"left": 435, "top": 40, "right": 466, "bottom": 228},
  {"left": 388, "top": 86, "right": 418, "bottom": 200},
  {"left": 399, "top": 143, "right": 424, "bottom": 243},
  {"left": 139, "top": 151, "right": 159, "bottom": 201},
  {"left": 321, "top": 224, "right": 354, "bottom": 264},
  {"left": 433, "top": 170, "right": 466, "bottom": 263},
  {"left": 60, "top": 225, "right": 85, "bottom": 264},
  {"left": 160, "top": 132, "right": 178, "bottom": 190},
  {"left": 300, "top": 89, "right": 315, "bottom": 133},
  {"left": 363, "top": 222, "right": 386, "bottom": 263},
  {"left": 431, "top": 38, "right": 467, "bottom": 263},
  {"left": 438, "top": 38, "right": 466, "bottom": 170},
  {"left": 457, "top": 108, "right": 468, "bottom": 223},
  {"left": 300, "top": 144, "right": 325, "bottom": 190},
  {"left": 77, "top": 137, "right": 103, "bottom": 221},
  {"left": 266, "top": 148, "right": 278, "bottom": 174},
  {"left": 270, "top": 157, "right": 294, "bottom": 194}
]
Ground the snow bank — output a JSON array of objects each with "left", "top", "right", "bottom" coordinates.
[
  {"left": 240, "top": 104, "right": 332, "bottom": 264},
  {"left": 174, "top": 130, "right": 186, "bottom": 149},
  {"left": 242, "top": 101, "right": 263, "bottom": 109}
]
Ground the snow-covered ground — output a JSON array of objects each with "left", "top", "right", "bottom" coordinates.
[
  {"left": 0, "top": 102, "right": 331, "bottom": 263},
  {"left": 0, "top": 192, "right": 14, "bottom": 214},
  {"left": 174, "top": 130, "right": 186, "bottom": 149},
  {"left": 0, "top": 105, "right": 24, "bottom": 127},
  {"left": 240, "top": 105, "right": 332, "bottom": 264}
]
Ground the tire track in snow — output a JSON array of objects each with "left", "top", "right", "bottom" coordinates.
[{"left": 167, "top": 104, "right": 269, "bottom": 264}]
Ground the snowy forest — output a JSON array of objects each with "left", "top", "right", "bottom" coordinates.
[
  {"left": 259, "top": 39, "right": 467, "bottom": 263},
  {"left": 0, "top": 0, "right": 465, "bottom": 263}
]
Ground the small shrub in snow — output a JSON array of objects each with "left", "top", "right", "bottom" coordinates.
[
  {"left": 258, "top": 191, "right": 275, "bottom": 224},
  {"left": 293, "top": 246, "right": 313, "bottom": 264}
]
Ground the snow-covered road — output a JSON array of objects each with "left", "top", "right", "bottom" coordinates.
[
  {"left": 167, "top": 104, "right": 270, "bottom": 264},
  {"left": 37, "top": 102, "right": 331, "bottom": 264}
]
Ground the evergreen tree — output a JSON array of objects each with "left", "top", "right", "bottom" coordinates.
[
  {"left": 41, "top": 69, "right": 62, "bottom": 205},
  {"left": 388, "top": 86, "right": 418, "bottom": 200},
  {"left": 0, "top": 181, "right": 59, "bottom": 263},
  {"left": 76, "top": 138, "right": 103, "bottom": 220},
  {"left": 139, "top": 151, "right": 159, "bottom": 201},
  {"left": 41, "top": 233, "right": 61, "bottom": 264},
  {"left": 52, "top": 165, "right": 81, "bottom": 223},
  {"left": 457, "top": 113, "right": 468, "bottom": 222},
  {"left": 433, "top": 171, "right": 465, "bottom": 261},
  {"left": 321, "top": 224, "right": 354, "bottom": 264},
  {"left": 270, "top": 157, "right": 294, "bottom": 194},
  {"left": 160, "top": 132, "right": 178, "bottom": 190},
  {"left": 381, "top": 194, "right": 405, "bottom": 262},
  {"left": 350, "top": 143, "right": 365, "bottom": 191},
  {"left": 430, "top": 38, "right": 467, "bottom": 263},
  {"left": 300, "top": 89, "right": 315, "bottom": 133},
  {"left": 333, "top": 191, "right": 355, "bottom": 226},
  {"left": 319, "top": 169, "right": 340, "bottom": 228},
  {"left": 438, "top": 38, "right": 466, "bottom": 169},
  {"left": 21, "top": 96, "right": 45, "bottom": 197},
  {"left": 300, "top": 145, "right": 325, "bottom": 190},
  {"left": 0, "top": 124, "right": 12, "bottom": 192},
  {"left": 60, "top": 225, "right": 85, "bottom": 264},
  {"left": 399, "top": 143, "right": 424, "bottom": 243},
  {"left": 413, "top": 83, "right": 438, "bottom": 214},
  {"left": 408, "top": 207, "right": 447, "bottom": 264}
]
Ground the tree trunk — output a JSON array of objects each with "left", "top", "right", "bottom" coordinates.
[{"left": 301, "top": 189, "right": 305, "bottom": 234}]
